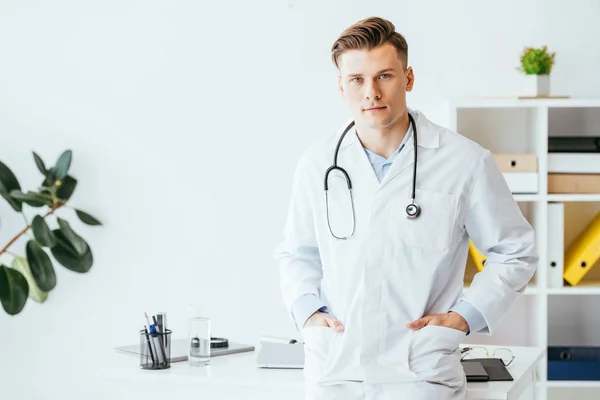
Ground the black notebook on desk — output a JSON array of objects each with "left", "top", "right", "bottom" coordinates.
[{"left": 461, "top": 358, "right": 514, "bottom": 381}]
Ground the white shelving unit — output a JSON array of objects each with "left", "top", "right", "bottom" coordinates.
[{"left": 447, "top": 98, "right": 600, "bottom": 400}]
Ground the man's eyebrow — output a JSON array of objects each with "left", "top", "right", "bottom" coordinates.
[{"left": 347, "top": 68, "right": 395, "bottom": 78}]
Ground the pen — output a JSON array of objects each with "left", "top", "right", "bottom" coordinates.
[
  {"left": 143, "top": 325, "right": 156, "bottom": 364},
  {"left": 150, "top": 323, "right": 167, "bottom": 364},
  {"left": 157, "top": 313, "right": 166, "bottom": 346},
  {"left": 153, "top": 315, "right": 161, "bottom": 335},
  {"left": 152, "top": 315, "right": 165, "bottom": 349},
  {"left": 144, "top": 313, "right": 160, "bottom": 364}
]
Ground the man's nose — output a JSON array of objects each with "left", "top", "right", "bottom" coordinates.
[{"left": 365, "top": 81, "right": 381, "bottom": 101}]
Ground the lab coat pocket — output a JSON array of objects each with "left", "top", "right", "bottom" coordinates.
[
  {"left": 302, "top": 326, "right": 339, "bottom": 383},
  {"left": 389, "top": 189, "right": 459, "bottom": 251},
  {"left": 408, "top": 325, "right": 465, "bottom": 386}
]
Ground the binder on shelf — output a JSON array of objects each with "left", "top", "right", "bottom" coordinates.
[
  {"left": 563, "top": 212, "right": 600, "bottom": 286},
  {"left": 493, "top": 154, "right": 537, "bottom": 173},
  {"left": 548, "top": 174, "right": 600, "bottom": 194},
  {"left": 547, "top": 202, "right": 565, "bottom": 288},
  {"left": 469, "top": 241, "right": 486, "bottom": 272},
  {"left": 548, "top": 346, "right": 600, "bottom": 381},
  {"left": 548, "top": 153, "right": 600, "bottom": 174},
  {"left": 548, "top": 136, "right": 600, "bottom": 153}
]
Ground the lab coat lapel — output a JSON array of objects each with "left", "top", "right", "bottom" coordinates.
[
  {"left": 377, "top": 135, "right": 415, "bottom": 190},
  {"left": 377, "top": 111, "right": 440, "bottom": 191}
]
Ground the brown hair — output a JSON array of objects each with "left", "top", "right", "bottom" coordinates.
[{"left": 331, "top": 17, "right": 408, "bottom": 70}]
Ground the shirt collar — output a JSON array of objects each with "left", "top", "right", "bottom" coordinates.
[{"left": 362, "top": 118, "right": 413, "bottom": 163}]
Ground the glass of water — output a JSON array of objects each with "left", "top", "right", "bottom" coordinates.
[{"left": 188, "top": 306, "right": 211, "bottom": 366}]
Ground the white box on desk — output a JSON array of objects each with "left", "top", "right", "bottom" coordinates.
[{"left": 502, "top": 172, "right": 539, "bottom": 194}]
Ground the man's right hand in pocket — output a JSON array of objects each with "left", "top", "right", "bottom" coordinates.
[{"left": 304, "top": 311, "right": 345, "bottom": 332}]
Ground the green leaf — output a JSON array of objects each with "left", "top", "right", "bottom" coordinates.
[
  {"left": 9, "top": 190, "right": 50, "bottom": 208},
  {"left": 0, "top": 264, "right": 29, "bottom": 315},
  {"left": 43, "top": 167, "right": 56, "bottom": 186},
  {"left": 31, "top": 215, "right": 56, "bottom": 247},
  {"left": 0, "top": 161, "right": 23, "bottom": 212},
  {"left": 25, "top": 240, "right": 57, "bottom": 292},
  {"left": 75, "top": 209, "right": 102, "bottom": 226},
  {"left": 56, "top": 175, "right": 77, "bottom": 201},
  {"left": 52, "top": 228, "right": 79, "bottom": 257},
  {"left": 53, "top": 150, "right": 72, "bottom": 181},
  {"left": 51, "top": 230, "right": 93, "bottom": 273},
  {"left": 57, "top": 217, "right": 86, "bottom": 255},
  {"left": 32, "top": 151, "right": 48, "bottom": 176},
  {"left": 11, "top": 256, "right": 48, "bottom": 303}
]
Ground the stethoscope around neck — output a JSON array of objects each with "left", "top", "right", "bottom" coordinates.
[{"left": 324, "top": 112, "right": 421, "bottom": 240}]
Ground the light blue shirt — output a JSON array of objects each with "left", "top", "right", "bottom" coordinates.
[{"left": 291, "top": 122, "right": 488, "bottom": 335}]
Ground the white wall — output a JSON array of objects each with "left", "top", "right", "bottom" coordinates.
[{"left": 1, "top": 0, "right": 599, "bottom": 398}]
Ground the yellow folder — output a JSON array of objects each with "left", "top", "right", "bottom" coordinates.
[
  {"left": 469, "top": 240, "right": 487, "bottom": 272},
  {"left": 564, "top": 212, "right": 600, "bottom": 286}
]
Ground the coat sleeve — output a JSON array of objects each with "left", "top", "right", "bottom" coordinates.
[
  {"left": 461, "top": 150, "right": 539, "bottom": 334},
  {"left": 273, "top": 154, "right": 325, "bottom": 329}
]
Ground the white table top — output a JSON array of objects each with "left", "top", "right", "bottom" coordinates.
[
  {"left": 109, "top": 344, "right": 545, "bottom": 400},
  {"left": 461, "top": 345, "right": 546, "bottom": 400}
]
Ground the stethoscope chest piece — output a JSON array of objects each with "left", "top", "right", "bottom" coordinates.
[{"left": 405, "top": 202, "right": 421, "bottom": 219}]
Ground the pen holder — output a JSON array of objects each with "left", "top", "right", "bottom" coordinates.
[{"left": 139, "top": 328, "right": 172, "bottom": 370}]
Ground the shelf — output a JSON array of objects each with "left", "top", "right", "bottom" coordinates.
[
  {"left": 547, "top": 194, "right": 600, "bottom": 202},
  {"left": 547, "top": 380, "right": 600, "bottom": 388},
  {"left": 547, "top": 281, "right": 600, "bottom": 295},
  {"left": 450, "top": 97, "right": 600, "bottom": 109},
  {"left": 513, "top": 194, "right": 542, "bottom": 202}
]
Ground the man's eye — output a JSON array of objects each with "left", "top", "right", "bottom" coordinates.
[
  {"left": 352, "top": 77, "right": 362, "bottom": 83},
  {"left": 380, "top": 74, "right": 390, "bottom": 79}
]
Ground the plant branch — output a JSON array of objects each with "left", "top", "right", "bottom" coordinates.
[
  {"left": 0, "top": 206, "right": 61, "bottom": 257},
  {"left": 21, "top": 210, "right": 29, "bottom": 226},
  {"left": 21, "top": 212, "right": 34, "bottom": 240}
]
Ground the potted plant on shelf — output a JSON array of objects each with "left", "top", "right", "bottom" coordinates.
[
  {"left": 517, "top": 45, "right": 556, "bottom": 97},
  {"left": 0, "top": 150, "right": 102, "bottom": 315}
]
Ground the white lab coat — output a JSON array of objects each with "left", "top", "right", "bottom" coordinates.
[{"left": 274, "top": 109, "right": 538, "bottom": 400}]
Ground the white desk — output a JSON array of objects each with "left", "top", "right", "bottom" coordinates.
[{"left": 109, "top": 344, "right": 545, "bottom": 400}]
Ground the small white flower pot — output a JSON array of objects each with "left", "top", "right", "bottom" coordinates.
[{"left": 523, "top": 74, "right": 550, "bottom": 97}]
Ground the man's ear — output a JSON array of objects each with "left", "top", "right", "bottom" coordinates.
[
  {"left": 338, "top": 75, "right": 344, "bottom": 96},
  {"left": 405, "top": 67, "right": 415, "bottom": 92}
]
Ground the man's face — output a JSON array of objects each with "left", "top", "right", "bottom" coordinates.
[{"left": 337, "top": 43, "right": 414, "bottom": 130}]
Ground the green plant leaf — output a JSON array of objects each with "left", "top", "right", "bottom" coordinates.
[
  {"left": 52, "top": 228, "right": 79, "bottom": 256},
  {"left": 32, "top": 151, "right": 48, "bottom": 176},
  {"left": 31, "top": 215, "right": 56, "bottom": 247},
  {"left": 43, "top": 167, "right": 56, "bottom": 186},
  {"left": 56, "top": 175, "right": 77, "bottom": 201},
  {"left": 11, "top": 256, "right": 48, "bottom": 303},
  {"left": 75, "top": 209, "right": 102, "bottom": 226},
  {"left": 25, "top": 240, "right": 57, "bottom": 292},
  {"left": 0, "top": 264, "right": 29, "bottom": 315},
  {"left": 57, "top": 217, "right": 86, "bottom": 255},
  {"left": 53, "top": 150, "right": 72, "bottom": 181},
  {"left": 0, "top": 161, "right": 23, "bottom": 212},
  {"left": 51, "top": 230, "right": 93, "bottom": 273},
  {"left": 9, "top": 190, "right": 50, "bottom": 208}
]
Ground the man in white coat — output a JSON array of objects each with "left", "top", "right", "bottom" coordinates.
[{"left": 274, "top": 16, "right": 538, "bottom": 400}]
